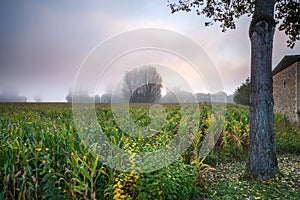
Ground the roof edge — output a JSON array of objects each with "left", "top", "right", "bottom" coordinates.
[{"left": 272, "top": 55, "right": 300, "bottom": 76}]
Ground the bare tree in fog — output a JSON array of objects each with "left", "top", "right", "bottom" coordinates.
[{"left": 122, "top": 66, "right": 162, "bottom": 103}]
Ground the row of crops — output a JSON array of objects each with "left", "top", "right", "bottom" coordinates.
[{"left": 0, "top": 103, "right": 298, "bottom": 199}]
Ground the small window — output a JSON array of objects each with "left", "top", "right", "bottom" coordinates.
[{"left": 283, "top": 79, "right": 287, "bottom": 89}]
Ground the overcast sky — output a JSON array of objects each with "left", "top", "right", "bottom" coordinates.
[{"left": 0, "top": 0, "right": 299, "bottom": 102}]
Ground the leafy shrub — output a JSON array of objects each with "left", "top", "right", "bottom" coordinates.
[{"left": 274, "top": 113, "right": 300, "bottom": 154}]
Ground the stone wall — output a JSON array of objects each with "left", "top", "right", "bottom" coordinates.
[{"left": 273, "top": 62, "right": 298, "bottom": 122}]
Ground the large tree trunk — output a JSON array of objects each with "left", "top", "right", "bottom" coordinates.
[{"left": 247, "top": 0, "right": 279, "bottom": 180}]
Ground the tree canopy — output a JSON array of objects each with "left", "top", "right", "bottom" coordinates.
[
  {"left": 168, "top": 0, "right": 299, "bottom": 47},
  {"left": 233, "top": 78, "right": 250, "bottom": 106},
  {"left": 122, "top": 66, "right": 163, "bottom": 103}
]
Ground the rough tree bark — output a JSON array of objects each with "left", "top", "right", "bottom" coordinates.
[{"left": 247, "top": 0, "right": 279, "bottom": 180}]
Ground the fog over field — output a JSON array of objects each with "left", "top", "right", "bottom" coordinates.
[{"left": 1, "top": 0, "right": 299, "bottom": 102}]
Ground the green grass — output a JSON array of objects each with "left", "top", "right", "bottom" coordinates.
[
  {"left": 274, "top": 114, "right": 300, "bottom": 154},
  {"left": 0, "top": 103, "right": 299, "bottom": 199}
]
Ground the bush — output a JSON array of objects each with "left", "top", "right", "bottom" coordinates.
[{"left": 274, "top": 114, "right": 300, "bottom": 154}]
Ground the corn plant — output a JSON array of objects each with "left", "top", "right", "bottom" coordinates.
[{"left": 3, "top": 102, "right": 293, "bottom": 199}]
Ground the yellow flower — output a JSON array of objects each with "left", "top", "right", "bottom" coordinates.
[
  {"left": 113, "top": 188, "right": 122, "bottom": 194},
  {"left": 36, "top": 147, "right": 42, "bottom": 152},
  {"left": 42, "top": 160, "right": 46, "bottom": 164},
  {"left": 113, "top": 193, "right": 121, "bottom": 200},
  {"left": 117, "top": 181, "right": 123, "bottom": 188},
  {"left": 45, "top": 148, "right": 49, "bottom": 151},
  {"left": 129, "top": 171, "right": 136, "bottom": 176},
  {"left": 101, "top": 169, "right": 107, "bottom": 175},
  {"left": 113, "top": 181, "right": 123, "bottom": 189},
  {"left": 27, "top": 121, "right": 33, "bottom": 125},
  {"left": 63, "top": 189, "right": 67, "bottom": 193}
]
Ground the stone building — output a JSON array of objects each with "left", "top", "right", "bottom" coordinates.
[{"left": 272, "top": 55, "right": 300, "bottom": 122}]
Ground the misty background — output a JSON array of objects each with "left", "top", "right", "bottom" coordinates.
[{"left": 0, "top": 0, "right": 299, "bottom": 102}]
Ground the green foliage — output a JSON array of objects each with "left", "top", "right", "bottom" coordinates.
[
  {"left": 1, "top": 103, "right": 299, "bottom": 199},
  {"left": 109, "top": 159, "right": 199, "bottom": 200},
  {"left": 274, "top": 113, "right": 300, "bottom": 154},
  {"left": 168, "top": 0, "right": 300, "bottom": 47},
  {"left": 0, "top": 103, "right": 203, "bottom": 199},
  {"left": 168, "top": 0, "right": 255, "bottom": 31},
  {"left": 233, "top": 78, "right": 250, "bottom": 106},
  {"left": 275, "top": 0, "right": 300, "bottom": 48}
]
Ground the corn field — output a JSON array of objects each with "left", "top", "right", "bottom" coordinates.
[{"left": 0, "top": 103, "right": 297, "bottom": 199}]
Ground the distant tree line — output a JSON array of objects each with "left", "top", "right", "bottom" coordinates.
[
  {"left": 66, "top": 65, "right": 239, "bottom": 104},
  {"left": 159, "top": 89, "right": 234, "bottom": 104},
  {"left": 0, "top": 95, "right": 27, "bottom": 102},
  {"left": 0, "top": 89, "right": 27, "bottom": 102},
  {"left": 66, "top": 90, "right": 234, "bottom": 104},
  {"left": 65, "top": 90, "right": 112, "bottom": 103}
]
